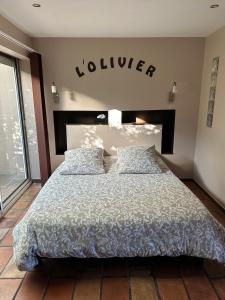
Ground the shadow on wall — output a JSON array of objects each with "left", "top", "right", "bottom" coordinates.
[
  {"left": 66, "top": 124, "right": 162, "bottom": 156},
  {"left": 56, "top": 79, "right": 163, "bottom": 110}
]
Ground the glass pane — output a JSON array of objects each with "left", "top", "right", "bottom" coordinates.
[{"left": 0, "top": 55, "right": 27, "bottom": 206}]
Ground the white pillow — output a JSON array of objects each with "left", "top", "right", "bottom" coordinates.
[
  {"left": 116, "top": 145, "right": 163, "bottom": 174},
  {"left": 60, "top": 147, "right": 105, "bottom": 175}
]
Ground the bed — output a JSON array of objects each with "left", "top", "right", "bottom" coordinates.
[{"left": 13, "top": 155, "right": 225, "bottom": 271}]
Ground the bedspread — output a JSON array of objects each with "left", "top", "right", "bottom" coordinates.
[{"left": 13, "top": 162, "right": 225, "bottom": 271}]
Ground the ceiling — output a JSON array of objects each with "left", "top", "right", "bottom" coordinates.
[{"left": 0, "top": 0, "right": 225, "bottom": 37}]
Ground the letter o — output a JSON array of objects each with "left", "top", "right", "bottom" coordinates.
[{"left": 88, "top": 61, "right": 96, "bottom": 72}]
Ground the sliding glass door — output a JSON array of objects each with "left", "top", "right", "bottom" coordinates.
[{"left": 0, "top": 53, "right": 30, "bottom": 213}]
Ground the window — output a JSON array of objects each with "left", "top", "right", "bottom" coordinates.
[{"left": 0, "top": 53, "right": 31, "bottom": 213}]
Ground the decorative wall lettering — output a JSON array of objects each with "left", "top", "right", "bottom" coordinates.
[
  {"left": 87, "top": 61, "right": 96, "bottom": 72},
  {"left": 75, "top": 57, "right": 156, "bottom": 78},
  {"left": 207, "top": 57, "right": 219, "bottom": 128}
]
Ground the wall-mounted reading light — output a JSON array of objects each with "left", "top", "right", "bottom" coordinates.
[
  {"left": 135, "top": 117, "right": 146, "bottom": 125},
  {"left": 51, "top": 82, "right": 59, "bottom": 103},
  {"left": 108, "top": 109, "right": 122, "bottom": 127},
  {"left": 169, "top": 82, "right": 177, "bottom": 103},
  {"left": 97, "top": 114, "right": 106, "bottom": 120},
  {"left": 210, "top": 4, "right": 219, "bottom": 8},
  {"left": 32, "top": 3, "right": 41, "bottom": 7}
]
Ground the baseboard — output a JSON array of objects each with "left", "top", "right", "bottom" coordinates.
[
  {"left": 180, "top": 176, "right": 225, "bottom": 213},
  {"left": 32, "top": 179, "right": 41, "bottom": 183},
  {"left": 179, "top": 178, "right": 193, "bottom": 182},
  {"left": 193, "top": 178, "right": 225, "bottom": 212}
]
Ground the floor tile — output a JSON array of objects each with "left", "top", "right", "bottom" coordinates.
[
  {"left": 102, "top": 277, "right": 129, "bottom": 300},
  {"left": 16, "top": 211, "right": 27, "bottom": 224},
  {"left": 154, "top": 257, "right": 188, "bottom": 300},
  {"left": 15, "top": 272, "right": 49, "bottom": 300},
  {"left": 181, "top": 264, "right": 219, "bottom": 300},
  {"left": 0, "top": 228, "right": 9, "bottom": 240},
  {"left": 0, "top": 247, "right": 13, "bottom": 273},
  {"left": 204, "top": 259, "right": 225, "bottom": 279},
  {"left": 0, "top": 279, "right": 22, "bottom": 300},
  {"left": 44, "top": 278, "right": 75, "bottom": 300},
  {"left": 73, "top": 278, "right": 100, "bottom": 300},
  {"left": 13, "top": 201, "right": 30, "bottom": 210},
  {"left": 17, "top": 196, "right": 33, "bottom": 202},
  {"left": 155, "top": 264, "right": 188, "bottom": 300},
  {"left": 157, "top": 276, "right": 188, "bottom": 300},
  {"left": 0, "top": 229, "right": 13, "bottom": 247},
  {"left": 0, "top": 218, "right": 17, "bottom": 228},
  {"left": 4, "top": 210, "right": 23, "bottom": 220},
  {"left": 212, "top": 278, "right": 225, "bottom": 299},
  {"left": 23, "top": 190, "right": 39, "bottom": 197},
  {"left": 130, "top": 275, "right": 158, "bottom": 300},
  {"left": 0, "top": 257, "right": 26, "bottom": 279}
]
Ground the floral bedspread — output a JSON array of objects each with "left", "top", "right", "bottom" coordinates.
[{"left": 13, "top": 161, "right": 225, "bottom": 271}]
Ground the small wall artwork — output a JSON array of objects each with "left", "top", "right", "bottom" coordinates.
[{"left": 207, "top": 57, "right": 219, "bottom": 127}]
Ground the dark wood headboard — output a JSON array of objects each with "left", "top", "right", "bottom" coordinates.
[{"left": 53, "top": 110, "right": 175, "bottom": 155}]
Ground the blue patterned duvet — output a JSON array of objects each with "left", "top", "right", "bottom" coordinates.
[{"left": 13, "top": 161, "right": 225, "bottom": 271}]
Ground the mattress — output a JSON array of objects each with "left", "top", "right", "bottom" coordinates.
[{"left": 13, "top": 158, "right": 225, "bottom": 271}]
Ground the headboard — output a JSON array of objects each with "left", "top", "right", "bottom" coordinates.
[
  {"left": 53, "top": 110, "right": 175, "bottom": 155},
  {"left": 66, "top": 124, "right": 162, "bottom": 155}
]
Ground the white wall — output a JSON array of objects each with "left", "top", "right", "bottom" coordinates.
[
  {"left": 0, "top": 15, "right": 32, "bottom": 58},
  {"left": 194, "top": 26, "right": 225, "bottom": 207},
  {"left": 33, "top": 37, "right": 205, "bottom": 178}
]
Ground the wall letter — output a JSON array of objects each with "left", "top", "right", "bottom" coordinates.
[
  {"left": 128, "top": 58, "right": 134, "bottom": 69},
  {"left": 100, "top": 58, "right": 107, "bottom": 70},
  {"left": 136, "top": 60, "right": 145, "bottom": 72},
  {"left": 75, "top": 66, "right": 85, "bottom": 77},
  {"left": 118, "top": 57, "right": 126, "bottom": 68},
  {"left": 110, "top": 57, "right": 114, "bottom": 68},
  {"left": 76, "top": 58, "right": 156, "bottom": 78},
  {"left": 146, "top": 65, "right": 156, "bottom": 77},
  {"left": 87, "top": 61, "right": 97, "bottom": 72}
]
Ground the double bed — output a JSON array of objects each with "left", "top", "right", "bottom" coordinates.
[{"left": 13, "top": 156, "right": 225, "bottom": 271}]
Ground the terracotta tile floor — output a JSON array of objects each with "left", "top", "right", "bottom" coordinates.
[{"left": 0, "top": 182, "right": 225, "bottom": 300}]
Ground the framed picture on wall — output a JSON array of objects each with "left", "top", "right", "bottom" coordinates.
[{"left": 207, "top": 56, "right": 219, "bottom": 128}]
